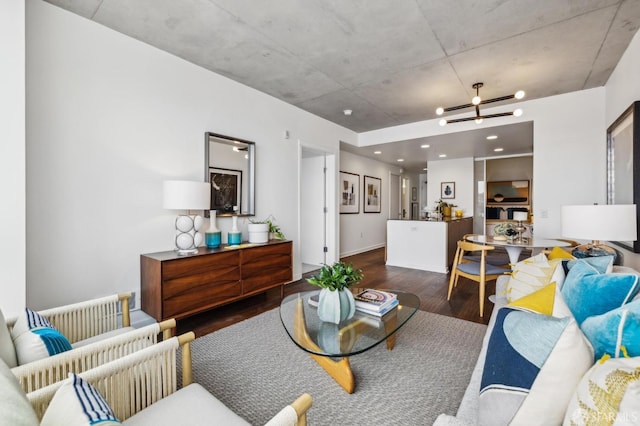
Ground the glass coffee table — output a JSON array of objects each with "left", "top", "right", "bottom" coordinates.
[{"left": 279, "top": 289, "right": 420, "bottom": 393}]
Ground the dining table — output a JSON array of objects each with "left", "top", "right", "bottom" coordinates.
[{"left": 465, "top": 234, "right": 571, "bottom": 266}]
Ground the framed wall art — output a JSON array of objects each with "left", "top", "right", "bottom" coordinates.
[
  {"left": 363, "top": 175, "right": 381, "bottom": 213},
  {"left": 440, "top": 182, "right": 455, "bottom": 199},
  {"left": 607, "top": 101, "right": 640, "bottom": 252},
  {"left": 340, "top": 171, "right": 360, "bottom": 214},
  {"left": 209, "top": 167, "right": 242, "bottom": 214}
]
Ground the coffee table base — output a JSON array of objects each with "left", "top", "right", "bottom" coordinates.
[{"left": 294, "top": 297, "right": 396, "bottom": 393}]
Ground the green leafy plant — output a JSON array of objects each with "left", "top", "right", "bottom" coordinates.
[
  {"left": 306, "top": 261, "right": 364, "bottom": 291},
  {"left": 250, "top": 215, "right": 285, "bottom": 240}
]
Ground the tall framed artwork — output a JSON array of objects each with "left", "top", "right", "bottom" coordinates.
[
  {"left": 607, "top": 101, "right": 640, "bottom": 252},
  {"left": 340, "top": 171, "right": 359, "bottom": 214},
  {"left": 363, "top": 175, "right": 381, "bottom": 213}
]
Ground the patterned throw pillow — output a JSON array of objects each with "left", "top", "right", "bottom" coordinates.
[
  {"left": 10, "top": 308, "right": 72, "bottom": 365},
  {"left": 41, "top": 374, "right": 120, "bottom": 426},
  {"left": 478, "top": 308, "right": 593, "bottom": 426},
  {"left": 563, "top": 357, "right": 640, "bottom": 425},
  {"left": 561, "top": 261, "right": 639, "bottom": 325},
  {"left": 581, "top": 299, "right": 640, "bottom": 361},
  {"left": 505, "top": 253, "right": 562, "bottom": 302}
]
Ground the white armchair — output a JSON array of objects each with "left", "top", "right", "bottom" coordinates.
[
  {"left": 1, "top": 293, "right": 177, "bottom": 393},
  {"left": 6, "top": 293, "right": 133, "bottom": 345},
  {"left": 26, "top": 333, "right": 313, "bottom": 425}
]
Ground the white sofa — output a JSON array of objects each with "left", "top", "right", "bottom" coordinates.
[{"left": 433, "top": 264, "right": 640, "bottom": 426}]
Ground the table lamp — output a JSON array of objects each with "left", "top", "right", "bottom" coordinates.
[
  {"left": 163, "top": 180, "right": 211, "bottom": 255},
  {"left": 512, "top": 211, "right": 528, "bottom": 242},
  {"left": 561, "top": 204, "right": 637, "bottom": 261}
]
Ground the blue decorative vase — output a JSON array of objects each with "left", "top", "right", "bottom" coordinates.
[
  {"left": 228, "top": 216, "right": 242, "bottom": 246},
  {"left": 317, "top": 288, "right": 355, "bottom": 324},
  {"left": 205, "top": 210, "right": 222, "bottom": 248}
]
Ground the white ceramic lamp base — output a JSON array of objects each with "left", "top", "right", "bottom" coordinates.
[{"left": 174, "top": 214, "right": 204, "bottom": 255}]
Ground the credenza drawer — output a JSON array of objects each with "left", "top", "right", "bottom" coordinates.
[{"left": 141, "top": 241, "right": 293, "bottom": 321}]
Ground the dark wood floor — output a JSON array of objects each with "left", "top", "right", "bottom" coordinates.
[{"left": 177, "top": 247, "right": 494, "bottom": 337}]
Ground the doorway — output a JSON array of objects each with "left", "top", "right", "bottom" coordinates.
[
  {"left": 300, "top": 146, "right": 336, "bottom": 274},
  {"left": 389, "top": 173, "right": 401, "bottom": 219}
]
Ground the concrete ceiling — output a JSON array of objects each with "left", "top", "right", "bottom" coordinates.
[{"left": 44, "top": 0, "right": 640, "bottom": 171}]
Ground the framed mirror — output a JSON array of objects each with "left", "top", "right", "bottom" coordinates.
[
  {"left": 607, "top": 101, "right": 640, "bottom": 252},
  {"left": 205, "top": 132, "right": 255, "bottom": 217}
]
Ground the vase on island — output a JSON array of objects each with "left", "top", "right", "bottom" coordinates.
[{"left": 205, "top": 210, "right": 222, "bottom": 248}]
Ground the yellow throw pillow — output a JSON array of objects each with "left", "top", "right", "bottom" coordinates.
[
  {"left": 507, "top": 282, "right": 572, "bottom": 317},
  {"left": 548, "top": 246, "right": 575, "bottom": 260},
  {"left": 505, "top": 253, "right": 563, "bottom": 302}
]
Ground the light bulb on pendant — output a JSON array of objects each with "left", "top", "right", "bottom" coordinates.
[
  {"left": 436, "top": 107, "right": 444, "bottom": 115},
  {"left": 472, "top": 95, "right": 481, "bottom": 105},
  {"left": 515, "top": 90, "right": 525, "bottom": 99},
  {"left": 475, "top": 117, "right": 483, "bottom": 124},
  {"left": 439, "top": 119, "right": 447, "bottom": 126},
  {"left": 513, "top": 108, "right": 523, "bottom": 117}
]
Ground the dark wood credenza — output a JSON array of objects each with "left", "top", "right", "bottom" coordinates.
[{"left": 140, "top": 240, "right": 293, "bottom": 321}]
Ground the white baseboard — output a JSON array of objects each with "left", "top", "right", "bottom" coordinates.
[{"left": 340, "top": 243, "right": 386, "bottom": 259}]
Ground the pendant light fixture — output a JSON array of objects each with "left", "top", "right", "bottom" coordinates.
[{"left": 436, "top": 83, "right": 525, "bottom": 126}]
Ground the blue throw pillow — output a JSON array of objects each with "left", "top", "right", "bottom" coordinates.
[
  {"left": 581, "top": 299, "right": 640, "bottom": 361},
  {"left": 566, "top": 256, "right": 613, "bottom": 274},
  {"left": 561, "top": 261, "right": 639, "bottom": 325}
]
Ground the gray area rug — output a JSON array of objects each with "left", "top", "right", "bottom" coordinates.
[{"left": 189, "top": 308, "right": 486, "bottom": 426}]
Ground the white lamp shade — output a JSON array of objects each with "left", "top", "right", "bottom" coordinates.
[
  {"left": 163, "top": 180, "right": 210, "bottom": 210},
  {"left": 561, "top": 204, "right": 637, "bottom": 241},
  {"left": 513, "top": 211, "right": 528, "bottom": 221}
]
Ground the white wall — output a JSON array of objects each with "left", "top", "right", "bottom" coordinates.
[
  {"left": 340, "top": 150, "right": 402, "bottom": 257},
  {"left": 360, "top": 88, "right": 606, "bottom": 240},
  {"left": 26, "top": 0, "right": 356, "bottom": 309},
  {"left": 427, "top": 158, "right": 474, "bottom": 216},
  {"left": 1, "top": 1, "right": 26, "bottom": 317},
  {"left": 605, "top": 28, "right": 640, "bottom": 269}
]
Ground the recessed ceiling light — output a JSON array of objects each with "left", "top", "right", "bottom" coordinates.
[
  {"left": 343, "top": 109, "right": 353, "bottom": 116},
  {"left": 439, "top": 154, "right": 447, "bottom": 158},
  {"left": 373, "top": 151, "right": 382, "bottom": 154},
  {"left": 397, "top": 159, "right": 404, "bottom": 162},
  {"left": 486, "top": 135, "right": 498, "bottom": 140},
  {"left": 421, "top": 144, "right": 430, "bottom": 148},
  {"left": 494, "top": 148, "right": 504, "bottom": 152}
]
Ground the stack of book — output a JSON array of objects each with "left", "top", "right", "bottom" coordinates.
[{"left": 353, "top": 289, "right": 398, "bottom": 317}]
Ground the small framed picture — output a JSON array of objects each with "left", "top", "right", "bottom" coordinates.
[
  {"left": 340, "top": 171, "right": 359, "bottom": 214},
  {"left": 441, "top": 182, "right": 455, "bottom": 199},
  {"left": 363, "top": 175, "right": 382, "bottom": 213}
]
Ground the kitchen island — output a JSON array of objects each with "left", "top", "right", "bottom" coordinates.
[{"left": 386, "top": 217, "right": 473, "bottom": 273}]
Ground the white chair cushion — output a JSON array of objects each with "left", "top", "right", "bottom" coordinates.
[
  {"left": 0, "top": 308, "right": 18, "bottom": 367},
  {"left": 71, "top": 326, "right": 134, "bottom": 349},
  {"left": 122, "top": 383, "right": 250, "bottom": 426},
  {"left": 0, "top": 358, "right": 39, "bottom": 425}
]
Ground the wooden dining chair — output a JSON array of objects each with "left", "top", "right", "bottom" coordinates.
[
  {"left": 461, "top": 234, "right": 511, "bottom": 266},
  {"left": 449, "top": 240, "right": 510, "bottom": 317}
]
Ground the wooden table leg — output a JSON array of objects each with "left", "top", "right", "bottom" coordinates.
[
  {"left": 294, "top": 297, "right": 355, "bottom": 393},
  {"left": 383, "top": 307, "right": 398, "bottom": 350}
]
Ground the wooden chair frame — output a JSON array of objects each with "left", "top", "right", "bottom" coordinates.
[{"left": 448, "top": 240, "right": 507, "bottom": 317}]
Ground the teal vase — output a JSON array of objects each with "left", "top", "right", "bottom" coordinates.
[{"left": 317, "top": 288, "right": 355, "bottom": 324}]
